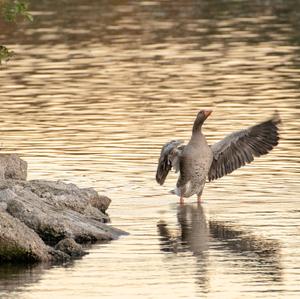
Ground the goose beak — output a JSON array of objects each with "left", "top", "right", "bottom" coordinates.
[{"left": 203, "top": 110, "right": 212, "bottom": 119}]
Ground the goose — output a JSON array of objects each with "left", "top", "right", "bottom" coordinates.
[{"left": 156, "top": 110, "right": 281, "bottom": 204}]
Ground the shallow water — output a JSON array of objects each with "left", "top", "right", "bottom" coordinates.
[{"left": 0, "top": 0, "right": 300, "bottom": 298}]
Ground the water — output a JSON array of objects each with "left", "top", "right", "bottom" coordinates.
[{"left": 0, "top": 0, "right": 300, "bottom": 298}]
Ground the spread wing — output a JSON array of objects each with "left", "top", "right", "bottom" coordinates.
[
  {"left": 208, "top": 112, "right": 281, "bottom": 182},
  {"left": 156, "top": 140, "right": 185, "bottom": 185}
]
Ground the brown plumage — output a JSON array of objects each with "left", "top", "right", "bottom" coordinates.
[{"left": 156, "top": 110, "right": 281, "bottom": 203}]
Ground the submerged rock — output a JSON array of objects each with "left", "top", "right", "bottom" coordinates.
[{"left": 0, "top": 154, "right": 125, "bottom": 264}]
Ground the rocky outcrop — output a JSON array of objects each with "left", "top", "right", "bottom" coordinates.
[{"left": 0, "top": 154, "right": 125, "bottom": 264}]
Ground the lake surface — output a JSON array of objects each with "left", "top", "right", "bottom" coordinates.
[{"left": 0, "top": 0, "right": 300, "bottom": 298}]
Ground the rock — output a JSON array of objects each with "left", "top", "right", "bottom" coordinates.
[
  {"left": 0, "top": 154, "right": 27, "bottom": 181},
  {"left": 0, "top": 201, "right": 7, "bottom": 211},
  {"left": 1, "top": 180, "right": 124, "bottom": 245},
  {"left": 55, "top": 238, "right": 86, "bottom": 257},
  {"left": 87, "top": 191, "right": 111, "bottom": 213},
  {"left": 48, "top": 247, "right": 71, "bottom": 263},
  {"left": 0, "top": 155, "right": 126, "bottom": 264},
  {"left": 25, "top": 180, "right": 110, "bottom": 220},
  {"left": 0, "top": 210, "right": 50, "bottom": 263}
]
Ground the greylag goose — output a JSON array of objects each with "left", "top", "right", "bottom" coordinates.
[{"left": 156, "top": 110, "right": 281, "bottom": 204}]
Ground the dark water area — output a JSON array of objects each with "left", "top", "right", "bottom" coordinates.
[{"left": 0, "top": 0, "right": 300, "bottom": 298}]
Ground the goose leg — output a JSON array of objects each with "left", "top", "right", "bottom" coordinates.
[
  {"left": 197, "top": 195, "right": 202, "bottom": 203},
  {"left": 180, "top": 196, "right": 184, "bottom": 205},
  {"left": 197, "top": 190, "right": 203, "bottom": 203}
]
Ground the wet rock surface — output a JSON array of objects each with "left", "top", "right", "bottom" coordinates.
[
  {"left": 55, "top": 238, "right": 86, "bottom": 257},
  {"left": 0, "top": 210, "right": 50, "bottom": 263},
  {"left": 0, "top": 154, "right": 27, "bottom": 181},
  {"left": 0, "top": 154, "right": 125, "bottom": 264}
]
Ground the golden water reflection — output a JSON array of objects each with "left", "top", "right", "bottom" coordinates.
[{"left": 0, "top": 0, "right": 300, "bottom": 298}]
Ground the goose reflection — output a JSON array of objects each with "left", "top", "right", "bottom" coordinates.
[
  {"left": 157, "top": 203, "right": 209, "bottom": 255},
  {"left": 158, "top": 203, "right": 283, "bottom": 290},
  {"left": 209, "top": 220, "right": 283, "bottom": 282},
  {"left": 157, "top": 204, "right": 210, "bottom": 291}
]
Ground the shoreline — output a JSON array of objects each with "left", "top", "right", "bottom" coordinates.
[{"left": 0, "top": 154, "right": 126, "bottom": 264}]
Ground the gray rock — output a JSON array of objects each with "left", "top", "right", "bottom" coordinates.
[
  {"left": 55, "top": 238, "right": 86, "bottom": 257},
  {"left": 27, "top": 180, "right": 110, "bottom": 221},
  {"left": 1, "top": 180, "right": 124, "bottom": 245},
  {"left": 0, "top": 210, "right": 50, "bottom": 263},
  {"left": 87, "top": 191, "right": 111, "bottom": 213},
  {"left": 0, "top": 154, "right": 27, "bottom": 181},
  {"left": 0, "top": 155, "right": 126, "bottom": 264},
  {"left": 47, "top": 246, "right": 71, "bottom": 263},
  {"left": 0, "top": 201, "right": 7, "bottom": 211}
]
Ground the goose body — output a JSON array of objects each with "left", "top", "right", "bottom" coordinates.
[
  {"left": 156, "top": 110, "right": 281, "bottom": 204},
  {"left": 175, "top": 131, "right": 213, "bottom": 198}
]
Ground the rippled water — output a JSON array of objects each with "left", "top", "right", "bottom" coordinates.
[{"left": 0, "top": 0, "right": 300, "bottom": 298}]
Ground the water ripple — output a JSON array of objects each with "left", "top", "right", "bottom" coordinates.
[{"left": 0, "top": 0, "right": 300, "bottom": 298}]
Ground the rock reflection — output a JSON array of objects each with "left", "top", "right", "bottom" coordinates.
[{"left": 0, "top": 264, "right": 45, "bottom": 295}]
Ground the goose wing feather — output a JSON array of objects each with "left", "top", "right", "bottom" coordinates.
[
  {"left": 208, "top": 112, "right": 281, "bottom": 182},
  {"left": 156, "top": 140, "right": 185, "bottom": 185}
]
